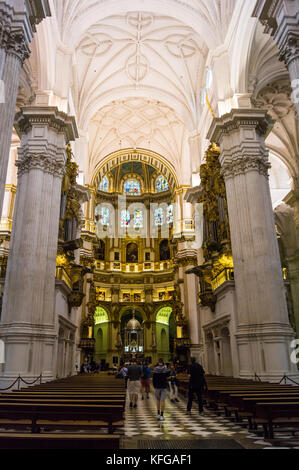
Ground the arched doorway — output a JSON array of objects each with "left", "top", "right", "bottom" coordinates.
[
  {"left": 156, "top": 306, "right": 174, "bottom": 362},
  {"left": 121, "top": 309, "right": 144, "bottom": 362},
  {"left": 94, "top": 306, "right": 109, "bottom": 363}
]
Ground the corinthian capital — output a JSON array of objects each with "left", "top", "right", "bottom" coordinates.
[
  {"left": 4, "top": 28, "right": 30, "bottom": 63},
  {"left": 207, "top": 108, "right": 273, "bottom": 180},
  {"left": 16, "top": 153, "right": 65, "bottom": 178},
  {"left": 0, "top": 0, "right": 51, "bottom": 63},
  {"left": 221, "top": 155, "right": 271, "bottom": 180},
  {"left": 279, "top": 31, "right": 299, "bottom": 66}
]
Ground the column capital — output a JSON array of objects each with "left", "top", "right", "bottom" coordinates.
[
  {"left": 15, "top": 106, "right": 78, "bottom": 177},
  {"left": 15, "top": 106, "right": 78, "bottom": 142},
  {"left": 0, "top": 1, "right": 51, "bottom": 63},
  {"left": 175, "top": 249, "right": 198, "bottom": 267},
  {"left": 207, "top": 108, "right": 273, "bottom": 179},
  {"left": 16, "top": 153, "right": 65, "bottom": 177}
]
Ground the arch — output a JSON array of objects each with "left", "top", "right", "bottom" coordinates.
[
  {"left": 119, "top": 305, "right": 147, "bottom": 322},
  {"left": 156, "top": 306, "right": 173, "bottom": 325},
  {"left": 156, "top": 175, "right": 169, "bottom": 193},
  {"left": 123, "top": 178, "right": 142, "bottom": 196},
  {"left": 99, "top": 175, "right": 109, "bottom": 192},
  {"left": 94, "top": 306, "right": 109, "bottom": 325},
  {"left": 91, "top": 148, "right": 179, "bottom": 190}
]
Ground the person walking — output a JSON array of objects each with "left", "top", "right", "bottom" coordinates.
[
  {"left": 120, "top": 363, "right": 129, "bottom": 388},
  {"left": 153, "top": 359, "right": 170, "bottom": 422},
  {"left": 186, "top": 357, "right": 207, "bottom": 415},
  {"left": 141, "top": 362, "right": 151, "bottom": 399},
  {"left": 127, "top": 359, "right": 142, "bottom": 408},
  {"left": 168, "top": 364, "right": 179, "bottom": 403}
]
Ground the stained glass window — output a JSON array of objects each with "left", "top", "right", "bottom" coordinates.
[
  {"left": 155, "top": 208, "right": 164, "bottom": 226},
  {"left": 166, "top": 204, "right": 174, "bottom": 224},
  {"left": 95, "top": 205, "right": 110, "bottom": 226},
  {"left": 99, "top": 176, "right": 109, "bottom": 192},
  {"left": 124, "top": 180, "right": 141, "bottom": 196},
  {"left": 121, "top": 210, "right": 131, "bottom": 228},
  {"left": 133, "top": 210, "right": 143, "bottom": 228},
  {"left": 156, "top": 176, "right": 169, "bottom": 193}
]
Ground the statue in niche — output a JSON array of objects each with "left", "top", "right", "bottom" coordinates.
[
  {"left": 160, "top": 240, "right": 170, "bottom": 261},
  {"left": 126, "top": 242, "right": 138, "bottom": 263}
]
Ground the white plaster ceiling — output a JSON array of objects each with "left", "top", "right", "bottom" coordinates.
[
  {"left": 88, "top": 97, "right": 188, "bottom": 173},
  {"left": 71, "top": 11, "right": 209, "bottom": 131}
]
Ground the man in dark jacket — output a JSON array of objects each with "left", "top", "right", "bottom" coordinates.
[
  {"left": 153, "top": 359, "right": 170, "bottom": 422},
  {"left": 186, "top": 357, "right": 207, "bottom": 415}
]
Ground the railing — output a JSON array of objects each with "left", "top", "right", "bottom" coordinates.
[
  {"left": 94, "top": 261, "right": 174, "bottom": 273},
  {"left": 55, "top": 266, "right": 72, "bottom": 289},
  {"left": 211, "top": 268, "right": 234, "bottom": 291},
  {"left": 0, "top": 373, "right": 43, "bottom": 391},
  {"left": 175, "top": 338, "right": 191, "bottom": 349},
  {"left": 79, "top": 338, "right": 96, "bottom": 349},
  {"left": 254, "top": 372, "right": 299, "bottom": 385}
]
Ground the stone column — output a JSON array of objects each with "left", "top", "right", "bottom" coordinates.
[
  {"left": 0, "top": 1, "right": 50, "bottom": 217},
  {"left": 176, "top": 248, "right": 201, "bottom": 359},
  {"left": 0, "top": 106, "right": 77, "bottom": 387},
  {"left": 253, "top": 0, "right": 299, "bottom": 116},
  {"left": 208, "top": 108, "right": 298, "bottom": 381}
]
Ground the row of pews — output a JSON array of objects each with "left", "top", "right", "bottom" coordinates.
[
  {"left": 177, "top": 374, "right": 299, "bottom": 446},
  {"left": 0, "top": 373, "right": 126, "bottom": 449}
]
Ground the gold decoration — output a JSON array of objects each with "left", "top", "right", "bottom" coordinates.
[{"left": 187, "top": 144, "right": 234, "bottom": 306}]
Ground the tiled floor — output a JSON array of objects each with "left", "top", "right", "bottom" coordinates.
[{"left": 122, "top": 390, "right": 299, "bottom": 449}]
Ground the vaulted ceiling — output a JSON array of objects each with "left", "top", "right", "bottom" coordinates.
[
  {"left": 88, "top": 98, "right": 187, "bottom": 175},
  {"left": 71, "top": 11, "right": 208, "bottom": 132}
]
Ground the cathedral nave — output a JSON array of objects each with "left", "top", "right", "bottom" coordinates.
[{"left": 0, "top": 0, "right": 298, "bottom": 452}]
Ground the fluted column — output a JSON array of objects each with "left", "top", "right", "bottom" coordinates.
[
  {"left": 0, "top": 1, "right": 50, "bottom": 217},
  {"left": 0, "top": 106, "right": 77, "bottom": 386},
  {"left": 176, "top": 248, "right": 201, "bottom": 357},
  {"left": 208, "top": 108, "right": 298, "bottom": 381},
  {"left": 253, "top": 0, "right": 299, "bottom": 116}
]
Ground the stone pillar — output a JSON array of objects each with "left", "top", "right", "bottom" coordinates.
[
  {"left": 253, "top": 0, "right": 299, "bottom": 116},
  {"left": 0, "top": 1, "right": 50, "bottom": 217},
  {"left": 0, "top": 106, "right": 77, "bottom": 387},
  {"left": 208, "top": 108, "right": 298, "bottom": 381},
  {"left": 176, "top": 248, "right": 201, "bottom": 359}
]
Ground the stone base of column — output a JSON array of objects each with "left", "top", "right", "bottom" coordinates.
[
  {"left": 236, "top": 323, "right": 299, "bottom": 383},
  {"left": 0, "top": 325, "right": 57, "bottom": 389}
]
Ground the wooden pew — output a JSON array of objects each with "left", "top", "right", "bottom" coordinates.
[
  {"left": 0, "top": 433, "right": 120, "bottom": 449},
  {"left": 0, "top": 402, "right": 123, "bottom": 434}
]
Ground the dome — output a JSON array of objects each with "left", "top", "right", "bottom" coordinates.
[{"left": 127, "top": 314, "right": 142, "bottom": 330}]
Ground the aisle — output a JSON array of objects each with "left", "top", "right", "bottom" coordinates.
[{"left": 122, "top": 389, "right": 290, "bottom": 449}]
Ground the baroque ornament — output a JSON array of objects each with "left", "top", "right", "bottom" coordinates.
[{"left": 187, "top": 144, "right": 234, "bottom": 312}]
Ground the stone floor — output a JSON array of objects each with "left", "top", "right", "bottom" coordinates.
[{"left": 122, "top": 390, "right": 299, "bottom": 450}]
